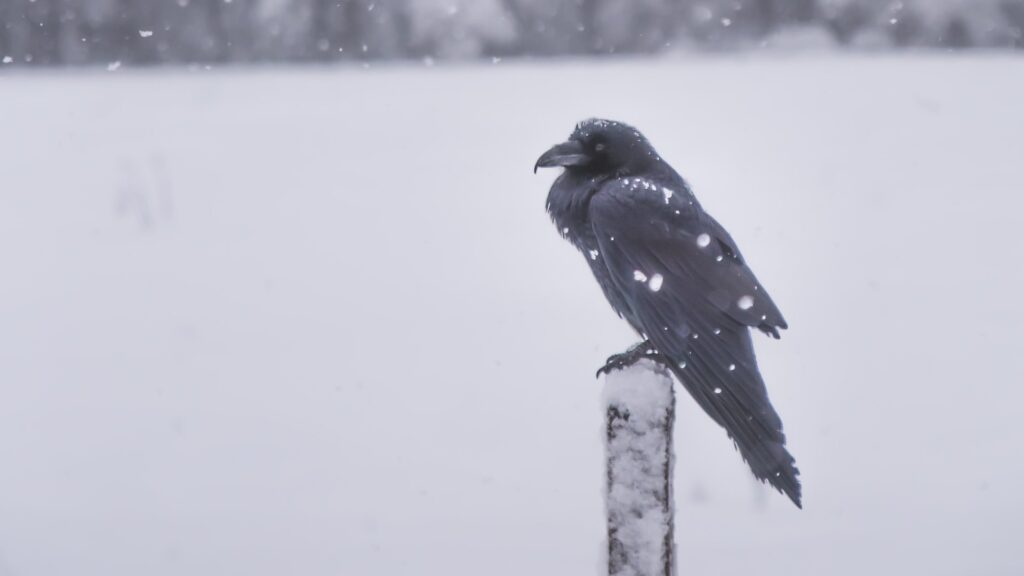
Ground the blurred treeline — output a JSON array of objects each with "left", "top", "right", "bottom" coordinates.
[{"left": 2, "top": 0, "right": 1023, "bottom": 67}]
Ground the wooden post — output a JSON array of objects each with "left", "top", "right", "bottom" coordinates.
[{"left": 604, "top": 358, "right": 676, "bottom": 576}]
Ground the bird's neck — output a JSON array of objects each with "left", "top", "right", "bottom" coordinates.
[{"left": 546, "top": 171, "right": 607, "bottom": 239}]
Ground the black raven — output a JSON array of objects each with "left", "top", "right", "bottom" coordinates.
[{"left": 535, "top": 118, "right": 801, "bottom": 508}]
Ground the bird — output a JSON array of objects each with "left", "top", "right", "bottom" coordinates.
[{"left": 535, "top": 118, "right": 801, "bottom": 508}]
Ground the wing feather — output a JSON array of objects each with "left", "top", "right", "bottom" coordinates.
[{"left": 589, "top": 177, "right": 801, "bottom": 506}]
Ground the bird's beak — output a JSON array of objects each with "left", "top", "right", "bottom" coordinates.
[{"left": 534, "top": 140, "right": 589, "bottom": 173}]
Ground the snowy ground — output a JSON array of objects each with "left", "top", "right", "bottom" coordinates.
[{"left": 1, "top": 55, "right": 1023, "bottom": 576}]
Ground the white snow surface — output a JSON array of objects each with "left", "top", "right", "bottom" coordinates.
[
  {"left": 1, "top": 56, "right": 1024, "bottom": 576},
  {"left": 604, "top": 360, "right": 675, "bottom": 576}
]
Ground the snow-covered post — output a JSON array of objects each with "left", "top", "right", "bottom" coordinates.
[{"left": 604, "top": 359, "right": 676, "bottom": 576}]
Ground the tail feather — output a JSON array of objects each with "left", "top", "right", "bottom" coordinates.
[{"left": 666, "top": 330, "right": 802, "bottom": 508}]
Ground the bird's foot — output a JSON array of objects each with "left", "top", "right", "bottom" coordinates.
[{"left": 595, "top": 341, "right": 665, "bottom": 378}]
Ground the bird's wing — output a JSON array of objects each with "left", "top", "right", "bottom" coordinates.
[
  {"left": 591, "top": 177, "right": 787, "bottom": 334},
  {"left": 695, "top": 210, "right": 789, "bottom": 336},
  {"left": 588, "top": 176, "right": 800, "bottom": 506}
]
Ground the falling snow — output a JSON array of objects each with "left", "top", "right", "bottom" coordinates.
[
  {"left": 697, "top": 233, "right": 711, "bottom": 248},
  {"left": 738, "top": 295, "right": 754, "bottom": 310},
  {"left": 648, "top": 273, "right": 664, "bottom": 292},
  {"left": 633, "top": 270, "right": 649, "bottom": 282}
]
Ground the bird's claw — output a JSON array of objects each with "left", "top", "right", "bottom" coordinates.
[
  {"left": 595, "top": 341, "right": 663, "bottom": 378},
  {"left": 595, "top": 357, "right": 628, "bottom": 378}
]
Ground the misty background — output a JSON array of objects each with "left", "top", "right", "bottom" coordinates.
[{"left": 3, "top": 0, "right": 1024, "bottom": 68}]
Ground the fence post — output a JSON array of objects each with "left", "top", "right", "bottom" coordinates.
[{"left": 604, "top": 358, "right": 676, "bottom": 576}]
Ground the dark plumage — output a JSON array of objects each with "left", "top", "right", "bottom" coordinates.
[{"left": 535, "top": 118, "right": 801, "bottom": 508}]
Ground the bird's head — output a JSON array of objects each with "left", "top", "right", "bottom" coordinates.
[{"left": 535, "top": 118, "right": 659, "bottom": 176}]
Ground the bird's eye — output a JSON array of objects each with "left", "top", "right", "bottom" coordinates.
[{"left": 594, "top": 143, "right": 606, "bottom": 152}]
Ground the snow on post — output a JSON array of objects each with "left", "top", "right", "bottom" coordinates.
[{"left": 604, "top": 358, "right": 676, "bottom": 576}]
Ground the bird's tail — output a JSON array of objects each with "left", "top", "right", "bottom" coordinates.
[{"left": 667, "top": 330, "right": 802, "bottom": 508}]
